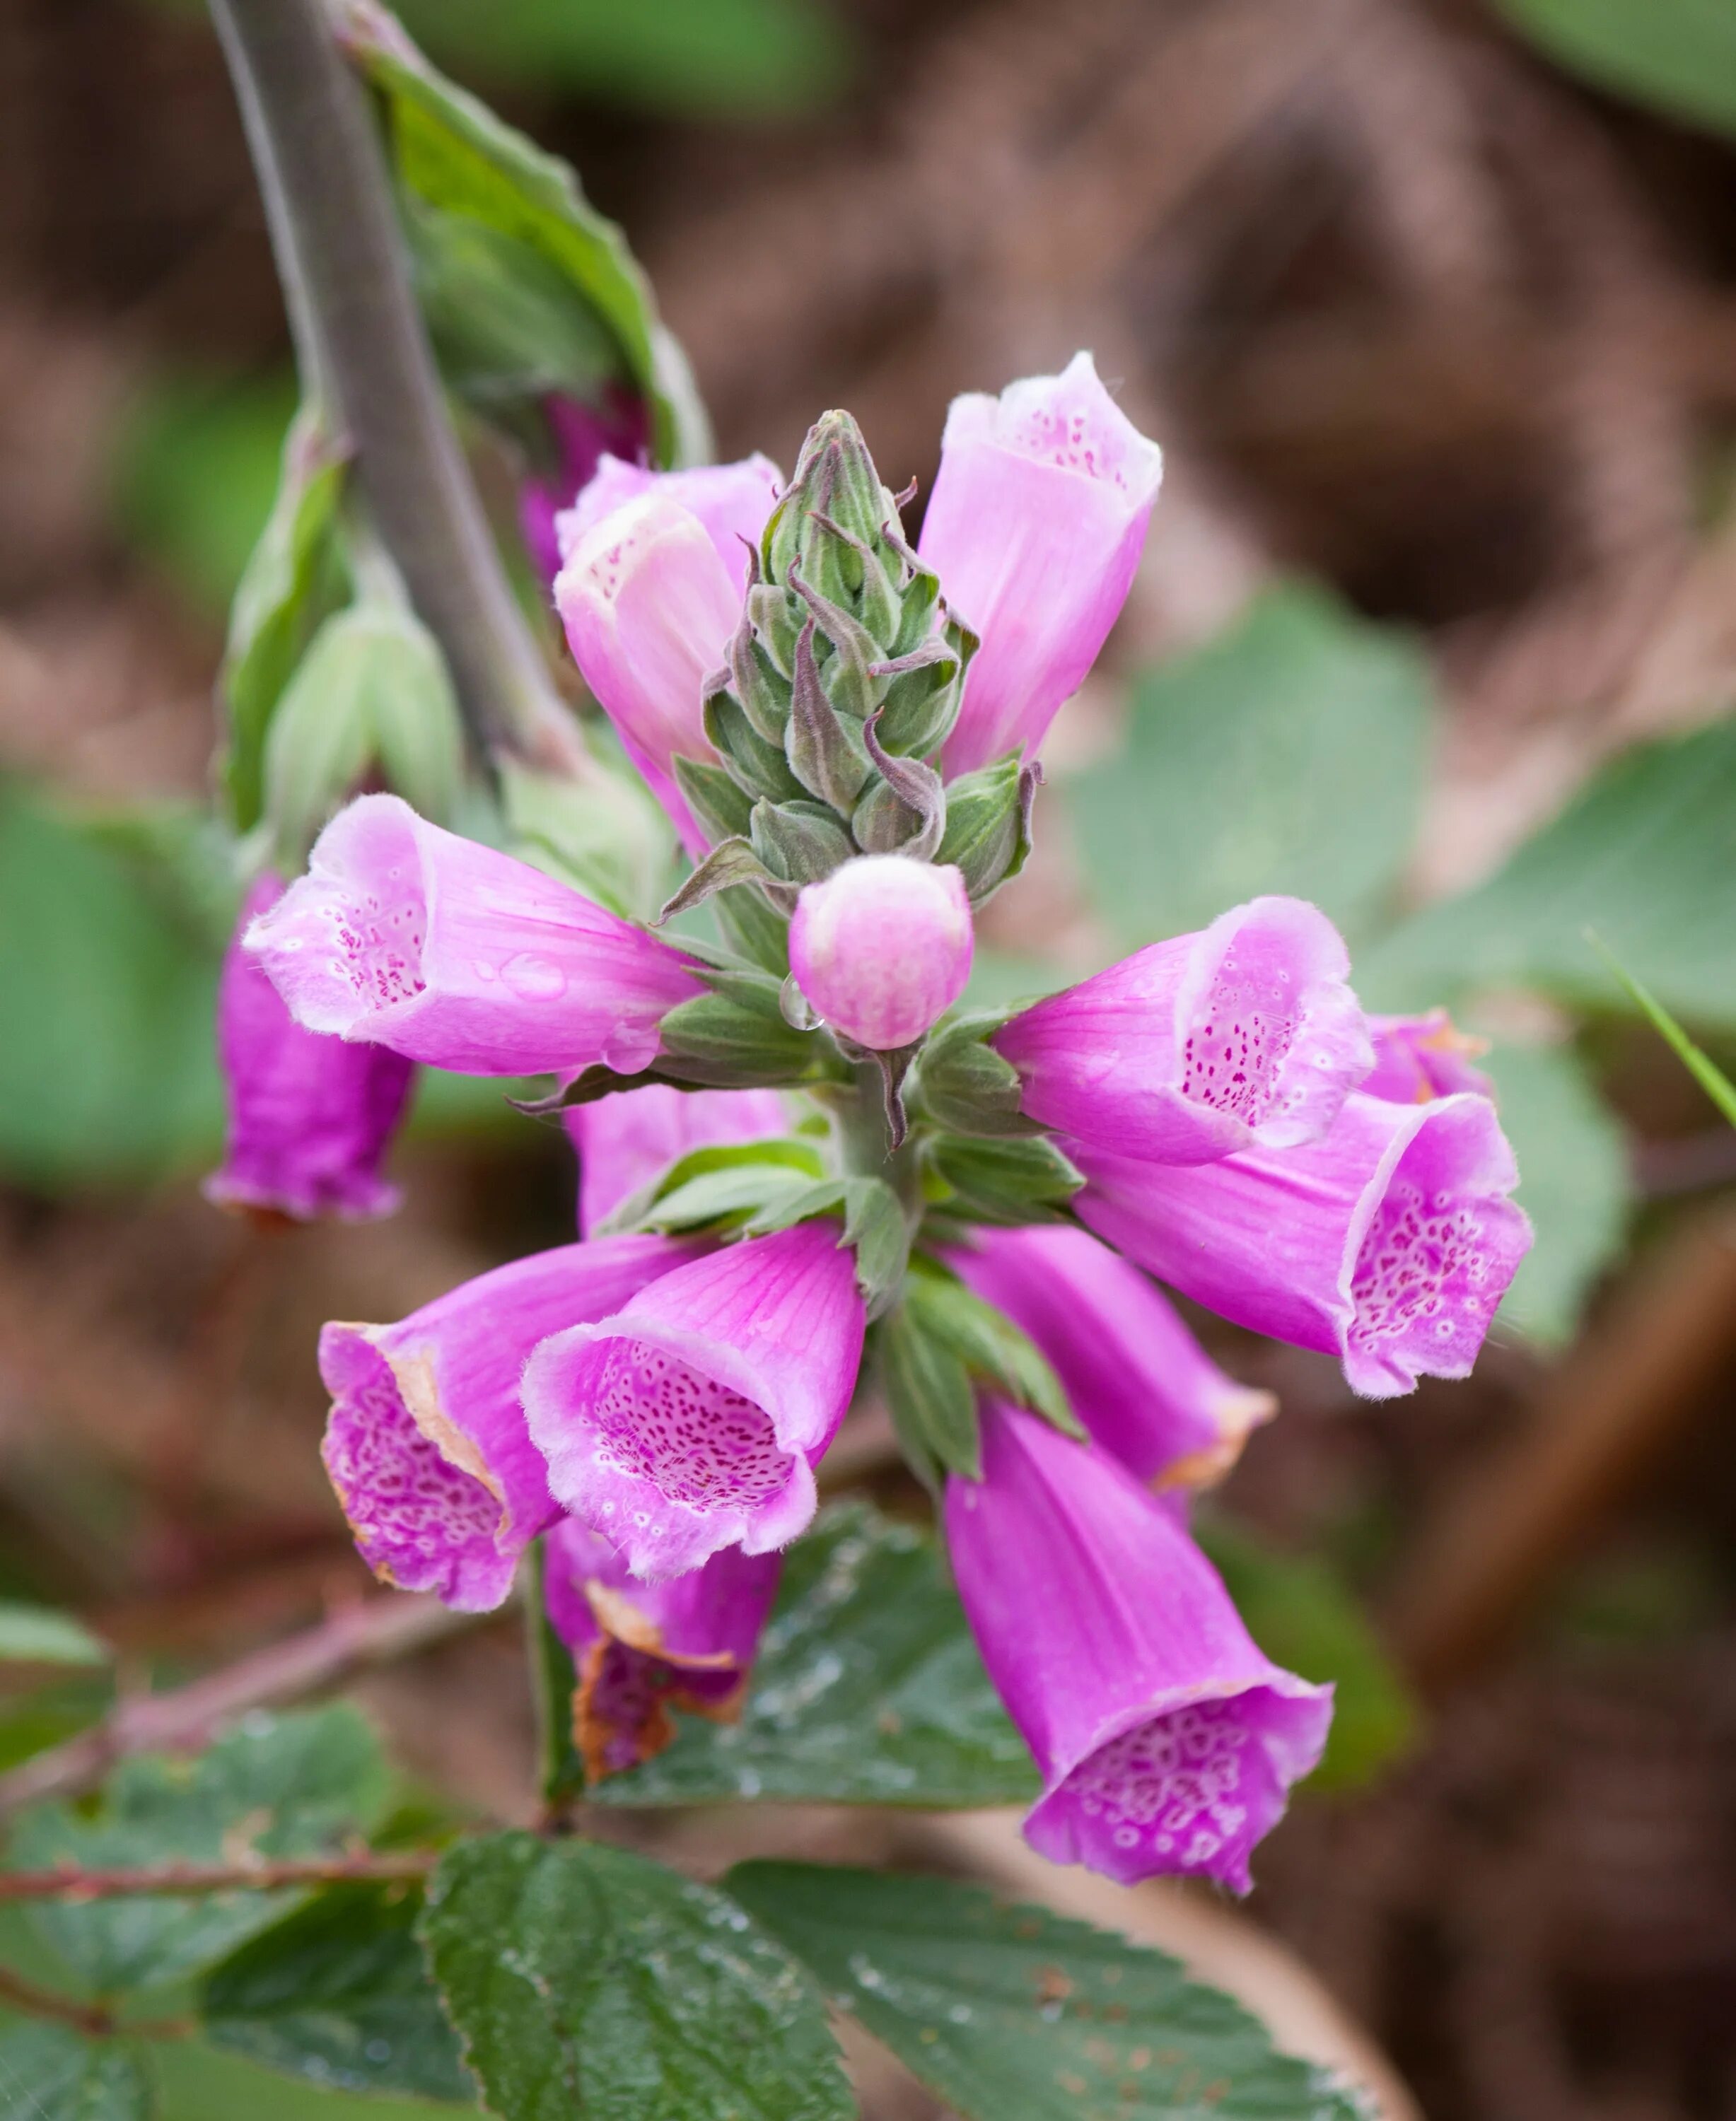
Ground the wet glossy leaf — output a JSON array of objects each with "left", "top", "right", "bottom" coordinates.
[
  {"left": 728, "top": 1862, "right": 1370, "bottom": 2121},
  {"left": 201, "top": 1884, "right": 473, "bottom": 2103},
  {"left": 11, "top": 1707, "right": 391, "bottom": 1994},
  {"left": 1491, "top": 0, "right": 1736, "bottom": 141},
  {"left": 419, "top": 1833, "right": 851, "bottom": 2121},
  {"left": 1359, "top": 718, "right": 1736, "bottom": 1031},
  {"left": 0, "top": 2024, "right": 151, "bottom": 2121},
  {"left": 1066, "top": 583, "right": 1432, "bottom": 949},
  {"left": 592, "top": 1503, "right": 1037, "bottom": 1807}
]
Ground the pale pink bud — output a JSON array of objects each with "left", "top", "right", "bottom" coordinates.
[
  {"left": 788, "top": 856, "right": 973, "bottom": 1051},
  {"left": 919, "top": 352, "right": 1163, "bottom": 776}
]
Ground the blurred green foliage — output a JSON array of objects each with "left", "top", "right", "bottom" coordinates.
[{"left": 1491, "top": 0, "right": 1736, "bottom": 142}]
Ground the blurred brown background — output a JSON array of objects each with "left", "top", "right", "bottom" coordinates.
[{"left": 4, "top": 3, "right": 1736, "bottom": 2117}]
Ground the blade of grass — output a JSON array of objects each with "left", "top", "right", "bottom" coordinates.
[{"left": 1586, "top": 928, "right": 1736, "bottom": 1127}]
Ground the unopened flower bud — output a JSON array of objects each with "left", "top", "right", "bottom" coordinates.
[{"left": 788, "top": 855, "right": 972, "bottom": 1051}]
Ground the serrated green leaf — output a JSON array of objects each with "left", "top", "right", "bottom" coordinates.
[
  {"left": 727, "top": 1862, "right": 1370, "bottom": 2121},
  {"left": 1481, "top": 1040, "right": 1631, "bottom": 1348},
  {"left": 1358, "top": 718, "right": 1736, "bottom": 1031},
  {"left": 1194, "top": 1516, "right": 1417, "bottom": 1793},
  {"left": 200, "top": 1884, "right": 473, "bottom": 2104},
  {"left": 346, "top": 15, "right": 698, "bottom": 465},
  {"left": 593, "top": 1504, "right": 1037, "bottom": 1808},
  {"left": 0, "top": 1604, "right": 108, "bottom": 1668},
  {"left": 1065, "top": 583, "right": 1432, "bottom": 949},
  {"left": 1489, "top": 0, "right": 1736, "bottom": 141},
  {"left": 419, "top": 1833, "right": 852, "bottom": 2121},
  {"left": 0, "top": 2023, "right": 151, "bottom": 2121},
  {"left": 11, "top": 1707, "right": 391, "bottom": 1994}
]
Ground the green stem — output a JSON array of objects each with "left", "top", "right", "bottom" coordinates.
[{"left": 206, "top": 0, "right": 582, "bottom": 772}]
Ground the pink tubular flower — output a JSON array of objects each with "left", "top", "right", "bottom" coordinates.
[
  {"left": 788, "top": 857, "right": 974, "bottom": 1051},
  {"left": 566, "top": 1082, "right": 791, "bottom": 1237},
  {"left": 542, "top": 1516, "right": 781, "bottom": 1782},
  {"left": 1363, "top": 1009, "right": 1493, "bottom": 1104},
  {"left": 204, "top": 875, "right": 414, "bottom": 1222},
  {"left": 946, "top": 1401, "right": 1331, "bottom": 1892},
  {"left": 994, "top": 896, "right": 1372, "bottom": 1165},
  {"left": 553, "top": 457, "right": 783, "bottom": 853},
  {"left": 1072, "top": 1089, "right": 1532, "bottom": 1400},
  {"left": 919, "top": 352, "right": 1163, "bottom": 777},
  {"left": 519, "top": 388, "right": 651, "bottom": 585},
  {"left": 948, "top": 1225, "right": 1274, "bottom": 1490},
  {"left": 245, "top": 794, "right": 701, "bottom": 1077},
  {"left": 319, "top": 1232, "right": 701, "bottom": 1611},
  {"left": 524, "top": 1222, "right": 866, "bottom": 1579}
]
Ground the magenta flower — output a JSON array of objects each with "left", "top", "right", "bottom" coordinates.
[
  {"left": 994, "top": 896, "right": 1372, "bottom": 1165},
  {"left": 919, "top": 352, "right": 1163, "bottom": 777},
  {"left": 542, "top": 1515, "right": 781, "bottom": 1781},
  {"left": 566, "top": 1082, "right": 791, "bottom": 1237},
  {"left": 1073, "top": 1089, "right": 1532, "bottom": 1399},
  {"left": 204, "top": 875, "right": 414, "bottom": 1222},
  {"left": 789, "top": 856, "right": 974, "bottom": 1051},
  {"left": 519, "top": 387, "right": 651, "bottom": 585},
  {"left": 554, "top": 456, "right": 782, "bottom": 851},
  {"left": 947, "top": 1401, "right": 1331, "bottom": 1891},
  {"left": 524, "top": 1221, "right": 866, "bottom": 1579},
  {"left": 1363, "top": 1008, "right": 1493, "bottom": 1104},
  {"left": 245, "top": 794, "right": 701, "bottom": 1076},
  {"left": 319, "top": 1232, "right": 701, "bottom": 1611},
  {"left": 948, "top": 1225, "right": 1274, "bottom": 1490}
]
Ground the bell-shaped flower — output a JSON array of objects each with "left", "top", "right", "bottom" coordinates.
[
  {"left": 245, "top": 794, "right": 701, "bottom": 1077},
  {"left": 566, "top": 1082, "right": 791, "bottom": 1237},
  {"left": 919, "top": 352, "right": 1163, "bottom": 776},
  {"left": 542, "top": 1516, "right": 781, "bottom": 1782},
  {"left": 319, "top": 1232, "right": 701, "bottom": 1611},
  {"left": 994, "top": 896, "right": 1371, "bottom": 1165},
  {"left": 948, "top": 1225, "right": 1274, "bottom": 1491},
  {"left": 204, "top": 875, "right": 414, "bottom": 1222},
  {"left": 554, "top": 456, "right": 782, "bottom": 851},
  {"left": 789, "top": 856, "right": 974, "bottom": 1051},
  {"left": 1362, "top": 1008, "right": 1493, "bottom": 1104},
  {"left": 1072, "top": 1089, "right": 1532, "bottom": 1400},
  {"left": 519, "top": 389, "right": 650, "bottom": 585},
  {"left": 946, "top": 1401, "right": 1332, "bottom": 1892},
  {"left": 525, "top": 1222, "right": 866, "bottom": 1579}
]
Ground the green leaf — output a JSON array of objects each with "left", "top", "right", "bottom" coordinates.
[
  {"left": 151, "top": 2033, "right": 460, "bottom": 2121},
  {"left": 1480, "top": 1039, "right": 1631, "bottom": 1348},
  {"left": 902, "top": 1261, "right": 1078, "bottom": 1437},
  {"left": 1489, "top": 0, "right": 1736, "bottom": 141},
  {"left": 876, "top": 1304, "right": 980, "bottom": 1482},
  {"left": 1587, "top": 930, "right": 1736, "bottom": 1127},
  {"left": 344, "top": 13, "right": 703, "bottom": 466},
  {"left": 11, "top": 1707, "right": 391, "bottom": 1994},
  {"left": 727, "top": 1862, "right": 1369, "bottom": 2121},
  {"left": 1358, "top": 718, "right": 1736, "bottom": 1031},
  {"left": 924, "top": 1133, "right": 1083, "bottom": 1227},
  {"left": 523, "top": 1541, "right": 586, "bottom": 1808},
  {"left": 200, "top": 1884, "right": 473, "bottom": 2104},
  {"left": 601, "top": 1136, "right": 827, "bottom": 1234},
  {"left": 110, "top": 368, "right": 299, "bottom": 615},
  {"left": 0, "top": 785, "right": 222, "bottom": 1190},
  {"left": 0, "top": 1604, "right": 108, "bottom": 1668},
  {"left": 392, "top": 0, "right": 850, "bottom": 116},
  {"left": 1194, "top": 1517, "right": 1417, "bottom": 1793},
  {"left": 1065, "top": 583, "right": 1432, "bottom": 949},
  {"left": 219, "top": 405, "right": 349, "bottom": 833},
  {"left": 0, "top": 2024, "right": 151, "bottom": 2121},
  {"left": 419, "top": 1833, "right": 852, "bottom": 2121},
  {"left": 841, "top": 1175, "right": 910, "bottom": 1319},
  {"left": 593, "top": 1503, "right": 1037, "bottom": 1808}
]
